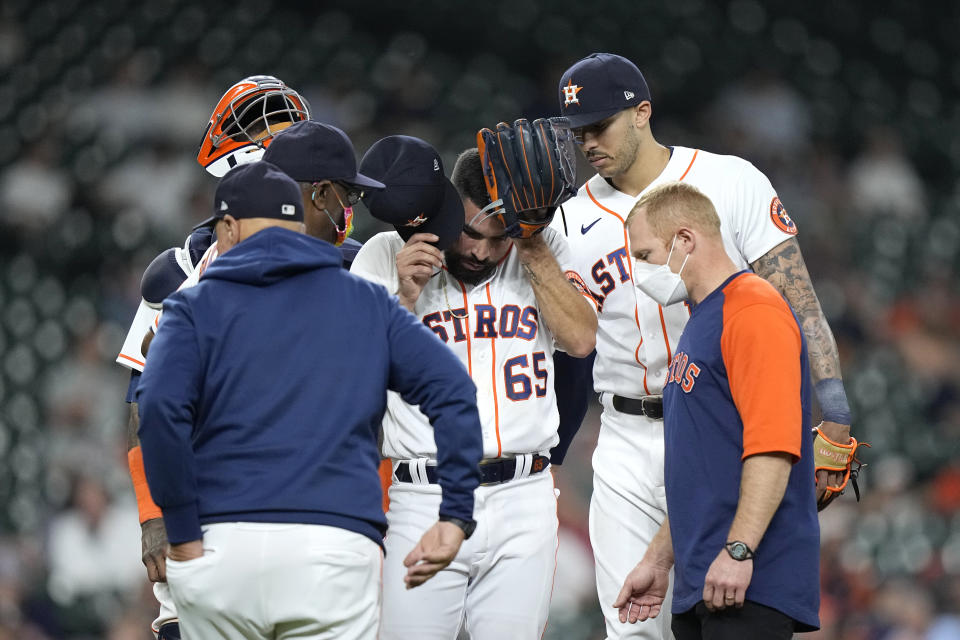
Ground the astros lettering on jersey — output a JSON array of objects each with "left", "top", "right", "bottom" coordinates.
[
  {"left": 552, "top": 144, "right": 800, "bottom": 640},
  {"left": 662, "top": 271, "right": 820, "bottom": 630},
  {"left": 351, "top": 227, "right": 588, "bottom": 459},
  {"left": 551, "top": 145, "right": 797, "bottom": 404}
]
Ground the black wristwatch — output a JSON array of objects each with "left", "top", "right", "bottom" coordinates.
[
  {"left": 724, "top": 541, "right": 755, "bottom": 561},
  {"left": 439, "top": 515, "right": 477, "bottom": 540}
]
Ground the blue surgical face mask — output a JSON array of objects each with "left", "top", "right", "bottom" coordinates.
[{"left": 635, "top": 234, "right": 689, "bottom": 306}]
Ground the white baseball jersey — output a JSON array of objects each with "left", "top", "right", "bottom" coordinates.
[
  {"left": 117, "top": 301, "right": 159, "bottom": 372},
  {"left": 553, "top": 145, "right": 798, "bottom": 640},
  {"left": 551, "top": 146, "right": 797, "bottom": 398},
  {"left": 350, "top": 228, "right": 582, "bottom": 460},
  {"left": 115, "top": 241, "right": 220, "bottom": 371}
]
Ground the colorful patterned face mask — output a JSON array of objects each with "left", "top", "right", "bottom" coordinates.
[
  {"left": 312, "top": 183, "right": 356, "bottom": 247},
  {"left": 334, "top": 205, "right": 354, "bottom": 247}
]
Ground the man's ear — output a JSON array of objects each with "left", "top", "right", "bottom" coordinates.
[
  {"left": 311, "top": 180, "right": 334, "bottom": 206},
  {"left": 222, "top": 214, "right": 244, "bottom": 243},
  {"left": 632, "top": 101, "right": 653, "bottom": 128},
  {"left": 676, "top": 226, "right": 696, "bottom": 251}
]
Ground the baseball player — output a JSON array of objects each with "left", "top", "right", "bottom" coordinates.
[
  {"left": 350, "top": 128, "right": 597, "bottom": 639},
  {"left": 137, "top": 161, "right": 482, "bottom": 640},
  {"left": 116, "top": 75, "right": 315, "bottom": 639},
  {"left": 551, "top": 53, "right": 858, "bottom": 639}
]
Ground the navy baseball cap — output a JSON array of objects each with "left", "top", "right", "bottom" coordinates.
[
  {"left": 558, "top": 53, "right": 652, "bottom": 129},
  {"left": 140, "top": 247, "right": 189, "bottom": 306},
  {"left": 193, "top": 161, "right": 303, "bottom": 229},
  {"left": 359, "top": 136, "right": 464, "bottom": 250},
  {"left": 185, "top": 226, "right": 214, "bottom": 266},
  {"left": 262, "top": 120, "right": 385, "bottom": 190}
]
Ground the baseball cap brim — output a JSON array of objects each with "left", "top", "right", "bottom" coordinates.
[
  {"left": 394, "top": 179, "right": 464, "bottom": 251},
  {"left": 563, "top": 106, "right": 625, "bottom": 129},
  {"left": 192, "top": 215, "right": 219, "bottom": 230},
  {"left": 347, "top": 172, "right": 386, "bottom": 190}
]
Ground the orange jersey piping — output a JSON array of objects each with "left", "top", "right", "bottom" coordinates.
[
  {"left": 118, "top": 353, "right": 145, "bottom": 368},
  {"left": 485, "top": 282, "right": 502, "bottom": 457},
  {"left": 678, "top": 149, "right": 699, "bottom": 181},
  {"left": 586, "top": 182, "right": 648, "bottom": 389}
]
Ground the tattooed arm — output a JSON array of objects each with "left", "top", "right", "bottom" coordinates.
[
  {"left": 128, "top": 400, "right": 169, "bottom": 582},
  {"left": 751, "top": 238, "right": 844, "bottom": 384},
  {"left": 515, "top": 234, "right": 597, "bottom": 358},
  {"left": 751, "top": 238, "right": 853, "bottom": 500}
]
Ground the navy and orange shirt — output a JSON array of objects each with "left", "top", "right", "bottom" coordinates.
[{"left": 663, "top": 271, "right": 819, "bottom": 630}]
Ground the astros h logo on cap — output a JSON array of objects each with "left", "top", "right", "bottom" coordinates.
[
  {"left": 558, "top": 53, "right": 652, "bottom": 129},
  {"left": 562, "top": 79, "right": 583, "bottom": 106}
]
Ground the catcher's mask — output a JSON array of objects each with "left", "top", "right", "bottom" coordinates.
[{"left": 197, "top": 75, "right": 311, "bottom": 177}]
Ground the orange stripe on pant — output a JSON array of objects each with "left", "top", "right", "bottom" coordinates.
[{"left": 379, "top": 459, "right": 392, "bottom": 513}]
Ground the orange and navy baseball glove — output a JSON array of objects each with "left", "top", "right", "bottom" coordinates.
[
  {"left": 477, "top": 117, "right": 577, "bottom": 238},
  {"left": 813, "top": 426, "right": 870, "bottom": 511}
]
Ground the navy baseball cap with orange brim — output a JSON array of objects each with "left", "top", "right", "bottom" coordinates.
[
  {"left": 359, "top": 135, "right": 464, "bottom": 251},
  {"left": 558, "top": 53, "right": 652, "bottom": 129}
]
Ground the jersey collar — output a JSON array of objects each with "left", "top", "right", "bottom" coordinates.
[{"left": 595, "top": 146, "right": 696, "bottom": 200}]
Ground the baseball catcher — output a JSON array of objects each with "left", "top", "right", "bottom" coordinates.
[{"left": 476, "top": 117, "right": 578, "bottom": 237}]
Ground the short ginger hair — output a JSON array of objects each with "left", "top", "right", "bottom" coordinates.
[{"left": 625, "top": 181, "right": 721, "bottom": 243}]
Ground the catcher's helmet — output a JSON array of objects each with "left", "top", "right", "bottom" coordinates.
[{"left": 197, "top": 75, "right": 311, "bottom": 177}]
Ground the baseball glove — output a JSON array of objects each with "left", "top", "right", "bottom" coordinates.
[
  {"left": 476, "top": 117, "right": 577, "bottom": 238},
  {"left": 813, "top": 426, "right": 870, "bottom": 511}
]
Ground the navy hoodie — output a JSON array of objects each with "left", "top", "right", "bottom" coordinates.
[{"left": 137, "top": 227, "right": 482, "bottom": 546}]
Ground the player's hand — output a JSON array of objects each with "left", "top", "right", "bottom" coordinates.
[
  {"left": 613, "top": 560, "right": 670, "bottom": 623},
  {"left": 402, "top": 521, "right": 465, "bottom": 589},
  {"left": 702, "top": 549, "right": 753, "bottom": 611},
  {"left": 167, "top": 539, "right": 204, "bottom": 562},
  {"left": 396, "top": 233, "right": 443, "bottom": 311},
  {"left": 141, "top": 518, "right": 169, "bottom": 582},
  {"left": 815, "top": 420, "right": 851, "bottom": 508}
]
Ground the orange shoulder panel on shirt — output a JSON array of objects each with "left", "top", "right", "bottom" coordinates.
[{"left": 719, "top": 274, "right": 803, "bottom": 461}]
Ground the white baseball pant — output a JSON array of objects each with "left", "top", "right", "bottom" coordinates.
[
  {"left": 151, "top": 582, "right": 177, "bottom": 636},
  {"left": 166, "top": 522, "right": 382, "bottom": 640},
  {"left": 590, "top": 394, "right": 673, "bottom": 640},
  {"left": 381, "top": 470, "right": 558, "bottom": 640}
]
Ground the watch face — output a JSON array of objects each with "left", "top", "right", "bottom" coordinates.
[{"left": 729, "top": 542, "right": 748, "bottom": 560}]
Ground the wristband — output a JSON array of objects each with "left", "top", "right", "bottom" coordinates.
[
  {"left": 814, "top": 378, "right": 851, "bottom": 425},
  {"left": 438, "top": 515, "right": 477, "bottom": 539},
  {"left": 127, "top": 446, "right": 163, "bottom": 523}
]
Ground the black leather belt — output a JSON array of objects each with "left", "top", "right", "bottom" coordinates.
[
  {"left": 612, "top": 394, "right": 664, "bottom": 420},
  {"left": 395, "top": 454, "right": 551, "bottom": 486}
]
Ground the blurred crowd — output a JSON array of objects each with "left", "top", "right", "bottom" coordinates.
[{"left": 0, "top": 0, "right": 957, "bottom": 638}]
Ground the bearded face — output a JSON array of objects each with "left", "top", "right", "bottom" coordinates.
[{"left": 444, "top": 247, "right": 498, "bottom": 285}]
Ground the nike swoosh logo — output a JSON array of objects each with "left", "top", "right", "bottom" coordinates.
[{"left": 581, "top": 218, "right": 601, "bottom": 235}]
